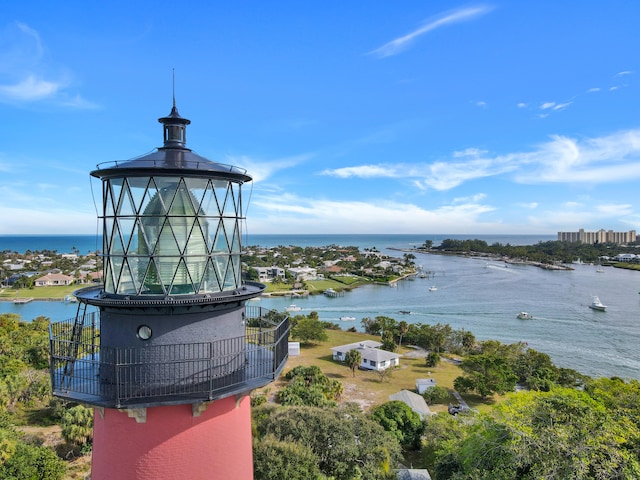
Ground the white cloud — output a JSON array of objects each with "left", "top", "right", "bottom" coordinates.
[
  {"left": 587, "top": 87, "right": 600, "bottom": 93},
  {"left": 553, "top": 102, "right": 572, "bottom": 111},
  {"left": 229, "top": 153, "right": 313, "bottom": 183},
  {"left": 0, "top": 205, "right": 96, "bottom": 234},
  {"left": 615, "top": 71, "right": 632, "bottom": 77},
  {"left": 517, "top": 102, "right": 527, "bottom": 108},
  {"left": 476, "top": 101, "right": 487, "bottom": 108},
  {"left": 248, "top": 193, "right": 499, "bottom": 234},
  {"left": 0, "top": 21, "right": 94, "bottom": 107},
  {"left": 0, "top": 75, "right": 62, "bottom": 101},
  {"left": 322, "top": 127, "right": 640, "bottom": 194},
  {"left": 322, "top": 164, "right": 393, "bottom": 179},
  {"left": 540, "top": 102, "right": 555, "bottom": 110},
  {"left": 369, "top": 5, "right": 493, "bottom": 58},
  {"left": 517, "top": 202, "right": 538, "bottom": 209},
  {"left": 453, "top": 148, "right": 488, "bottom": 158}
]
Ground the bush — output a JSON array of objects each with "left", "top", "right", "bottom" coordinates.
[
  {"left": 421, "top": 385, "right": 450, "bottom": 405},
  {"left": 425, "top": 352, "right": 440, "bottom": 367}
]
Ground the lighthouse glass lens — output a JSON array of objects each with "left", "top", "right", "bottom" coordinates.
[{"left": 137, "top": 325, "right": 152, "bottom": 340}]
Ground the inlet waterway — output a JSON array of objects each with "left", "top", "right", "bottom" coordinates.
[
  {"left": 256, "top": 253, "right": 640, "bottom": 380},
  {"left": 2, "top": 234, "right": 639, "bottom": 380}
]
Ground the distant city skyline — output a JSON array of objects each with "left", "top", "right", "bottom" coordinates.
[{"left": 1, "top": 2, "right": 640, "bottom": 235}]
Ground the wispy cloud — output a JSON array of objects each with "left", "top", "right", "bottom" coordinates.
[
  {"left": 228, "top": 153, "right": 313, "bottom": 183},
  {"left": 248, "top": 192, "right": 498, "bottom": 234},
  {"left": 321, "top": 127, "right": 640, "bottom": 192},
  {"left": 615, "top": 70, "right": 633, "bottom": 77},
  {"left": 586, "top": 87, "right": 600, "bottom": 93},
  {"left": 0, "top": 21, "right": 95, "bottom": 108},
  {"left": 369, "top": 5, "right": 493, "bottom": 58}
]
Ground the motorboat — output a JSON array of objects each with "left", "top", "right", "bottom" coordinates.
[
  {"left": 517, "top": 312, "right": 534, "bottom": 320},
  {"left": 340, "top": 316, "right": 356, "bottom": 321},
  {"left": 589, "top": 296, "right": 607, "bottom": 312},
  {"left": 398, "top": 310, "right": 411, "bottom": 314},
  {"left": 285, "top": 304, "right": 302, "bottom": 312},
  {"left": 429, "top": 286, "right": 437, "bottom": 292}
]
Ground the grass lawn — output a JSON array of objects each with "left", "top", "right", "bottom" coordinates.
[
  {"left": 258, "top": 329, "right": 500, "bottom": 414},
  {"left": 0, "top": 285, "right": 79, "bottom": 300}
]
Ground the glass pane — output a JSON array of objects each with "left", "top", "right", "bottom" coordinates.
[
  {"left": 116, "top": 179, "right": 136, "bottom": 217},
  {"left": 142, "top": 259, "right": 164, "bottom": 294},
  {"left": 200, "top": 258, "right": 221, "bottom": 293}
]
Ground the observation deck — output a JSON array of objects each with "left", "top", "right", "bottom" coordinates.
[{"left": 49, "top": 305, "right": 289, "bottom": 408}]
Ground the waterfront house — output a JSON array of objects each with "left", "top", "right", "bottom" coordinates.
[
  {"left": 330, "top": 340, "right": 401, "bottom": 371},
  {"left": 389, "top": 390, "right": 431, "bottom": 420},
  {"left": 287, "top": 266, "right": 318, "bottom": 281},
  {"left": 252, "top": 266, "right": 285, "bottom": 283},
  {"left": 34, "top": 273, "right": 75, "bottom": 286}
]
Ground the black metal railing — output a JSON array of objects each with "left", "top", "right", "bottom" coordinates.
[{"left": 49, "top": 306, "right": 289, "bottom": 408}]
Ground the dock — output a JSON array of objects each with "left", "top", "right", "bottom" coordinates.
[{"left": 13, "top": 297, "right": 34, "bottom": 304}]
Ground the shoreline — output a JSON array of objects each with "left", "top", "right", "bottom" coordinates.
[{"left": 389, "top": 247, "right": 575, "bottom": 271}]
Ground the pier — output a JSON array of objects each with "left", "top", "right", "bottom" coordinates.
[{"left": 13, "top": 297, "right": 34, "bottom": 304}]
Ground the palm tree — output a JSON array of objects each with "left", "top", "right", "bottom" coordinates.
[{"left": 345, "top": 349, "right": 362, "bottom": 377}]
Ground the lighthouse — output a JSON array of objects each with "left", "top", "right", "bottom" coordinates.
[{"left": 48, "top": 99, "right": 289, "bottom": 479}]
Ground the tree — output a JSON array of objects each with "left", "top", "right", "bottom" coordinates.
[
  {"left": 454, "top": 354, "right": 517, "bottom": 399},
  {"left": 255, "top": 404, "right": 401, "bottom": 480},
  {"left": 425, "top": 388, "right": 640, "bottom": 479},
  {"left": 397, "top": 321, "right": 409, "bottom": 347},
  {"left": 278, "top": 366, "right": 342, "bottom": 407},
  {"left": 253, "top": 436, "right": 326, "bottom": 480},
  {"left": 0, "top": 442, "right": 66, "bottom": 480},
  {"left": 61, "top": 404, "right": 94, "bottom": 452},
  {"left": 291, "top": 315, "right": 327, "bottom": 345},
  {"left": 425, "top": 352, "right": 440, "bottom": 368},
  {"left": 344, "top": 349, "right": 362, "bottom": 377},
  {"left": 421, "top": 385, "right": 450, "bottom": 405},
  {"left": 380, "top": 330, "right": 396, "bottom": 352},
  {"left": 370, "top": 401, "right": 425, "bottom": 450}
]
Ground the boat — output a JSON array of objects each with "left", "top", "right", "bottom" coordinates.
[
  {"left": 517, "top": 312, "right": 534, "bottom": 320},
  {"left": 429, "top": 286, "right": 437, "bottom": 291},
  {"left": 339, "top": 316, "right": 356, "bottom": 321},
  {"left": 596, "top": 267, "right": 604, "bottom": 273},
  {"left": 398, "top": 310, "right": 411, "bottom": 314},
  {"left": 285, "top": 304, "right": 302, "bottom": 312},
  {"left": 589, "top": 296, "right": 606, "bottom": 312}
]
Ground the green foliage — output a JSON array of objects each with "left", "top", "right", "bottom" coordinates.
[
  {"left": 425, "top": 352, "right": 440, "bottom": 367},
  {"left": 454, "top": 354, "right": 517, "bottom": 399},
  {"left": 421, "top": 385, "right": 450, "bottom": 405},
  {"left": 425, "top": 388, "right": 640, "bottom": 479},
  {"left": 60, "top": 405, "right": 93, "bottom": 449},
  {"left": 0, "top": 442, "right": 66, "bottom": 480},
  {"left": 344, "top": 349, "right": 362, "bottom": 377},
  {"left": 370, "top": 401, "right": 425, "bottom": 449},
  {"left": 278, "top": 366, "right": 342, "bottom": 407},
  {"left": 255, "top": 404, "right": 402, "bottom": 480},
  {"left": 380, "top": 330, "right": 397, "bottom": 352},
  {"left": 253, "top": 436, "right": 326, "bottom": 480},
  {"left": 290, "top": 314, "right": 328, "bottom": 345}
]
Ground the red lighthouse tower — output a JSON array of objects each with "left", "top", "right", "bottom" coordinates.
[{"left": 48, "top": 100, "right": 289, "bottom": 479}]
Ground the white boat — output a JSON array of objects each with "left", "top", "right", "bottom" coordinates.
[
  {"left": 589, "top": 296, "right": 607, "bottom": 312},
  {"left": 596, "top": 267, "right": 604, "bottom": 273},
  {"left": 285, "top": 304, "right": 301, "bottom": 312},
  {"left": 340, "top": 316, "right": 356, "bottom": 321},
  {"left": 517, "top": 312, "right": 534, "bottom": 320},
  {"left": 429, "top": 286, "right": 437, "bottom": 291}
]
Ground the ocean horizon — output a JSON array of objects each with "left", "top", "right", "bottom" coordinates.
[{"left": 0, "top": 233, "right": 557, "bottom": 255}]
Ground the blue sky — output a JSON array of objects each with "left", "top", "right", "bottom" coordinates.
[{"left": 2, "top": 1, "right": 640, "bottom": 235}]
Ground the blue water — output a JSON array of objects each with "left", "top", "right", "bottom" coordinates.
[
  {"left": 0, "top": 233, "right": 555, "bottom": 254},
  {"left": 3, "top": 233, "right": 638, "bottom": 380}
]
